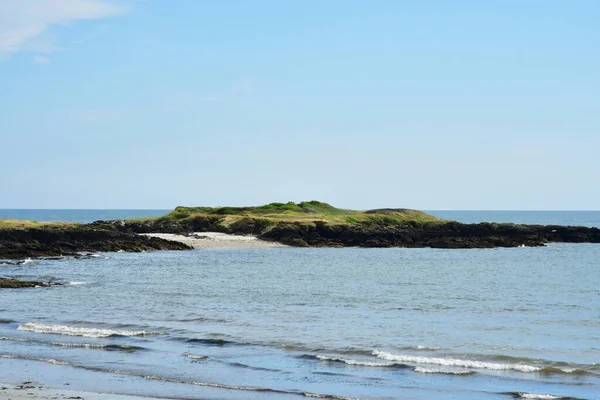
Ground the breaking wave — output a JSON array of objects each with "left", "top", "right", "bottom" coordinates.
[
  {"left": 373, "top": 351, "right": 541, "bottom": 372},
  {"left": 414, "top": 366, "right": 476, "bottom": 375},
  {"left": 17, "top": 322, "right": 160, "bottom": 338}
]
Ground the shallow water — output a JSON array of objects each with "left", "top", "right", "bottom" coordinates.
[{"left": 1, "top": 211, "right": 599, "bottom": 399}]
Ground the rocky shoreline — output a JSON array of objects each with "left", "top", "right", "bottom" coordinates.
[
  {"left": 0, "top": 225, "right": 191, "bottom": 260},
  {"left": 95, "top": 217, "right": 600, "bottom": 249},
  {"left": 1, "top": 217, "right": 599, "bottom": 264}
]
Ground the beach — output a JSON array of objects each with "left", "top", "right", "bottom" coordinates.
[
  {"left": 0, "top": 382, "right": 158, "bottom": 400},
  {"left": 141, "top": 232, "right": 288, "bottom": 249}
]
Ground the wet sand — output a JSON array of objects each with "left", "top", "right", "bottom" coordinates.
[{"left": 0, "top": 382, "right": 160, "bottom": 400}]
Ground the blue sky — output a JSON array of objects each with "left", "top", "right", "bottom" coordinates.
[{"left": 1, "top": 0, "right": 598, "bottom": 210}]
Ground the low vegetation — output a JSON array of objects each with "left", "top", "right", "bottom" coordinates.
[
  {"left": 0, "top": 220, "right": 76, "bottom": 230},
  {"left": 162, "top": 200, "right": 442, "bottom": 227}
]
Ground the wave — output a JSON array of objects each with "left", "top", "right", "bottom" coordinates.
[
  {"left": 414, "top": 366, "right": 476, "bottom": 375},
  {"left": 0, "top": 258, "right": 34, "bottom": 265},
  {"left": 183, "top": 352, "right": 208, "bottom": 361},
  {"left": 407, "top": 345, "right": 442, "bottom": 351},
  {"left": 228, "top": 362, "right": 283, "bottom": 373},
  {"left": 374, "top": 351, "right": 541, "bottom": 372},
  {"left": 301, "top": 354, "right": 410, "bottom": 369},
  {"left": 538, "top": 367, "right": 589, "bottom": 375},
  {"left": 17, "top": 322, "right": 160, "bottom": 338},
  {"left": 303, "top": 394, "right": 359, "bottom": 400},
  {"left": 504, "top": 392, "right": 579, "bottom": 400},
  {"left": 0, "top": 319, "right": 14, "bottom": 324},
  {"left": 373, "top": 351, "right": 597, "bottom": 375},
  {"left": 0, "top": 353, "right": 360, "bottom": 400},
  {"left": 69, "top": 281, "right": 88, "bottom": 285},
  {"left": 0, "top": 336, "right": 147, "bottom": 352},
  {"left": 183, "top": 337, "right": 236, "bottom": 346},
  {"left": 0, "top": 353, "right": 70, "bottom": 366},
  {"left": 0, "top": 336, "right": 27, "bottom": 342}
]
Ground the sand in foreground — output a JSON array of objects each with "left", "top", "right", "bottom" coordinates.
[
  {"left": 0, "top": 382, "right": 161, "bottom": 400},
  {"left": 141, "top": 232, "right": 287, "bottom": 249}
]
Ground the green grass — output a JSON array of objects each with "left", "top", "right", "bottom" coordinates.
[
  {"left": 0, "top": 219, "right": 77, "bottom": 230},
  {"left": 0, "top": 201, "right": 442, "bottom": 232},
  {"left": 162, "top": 201, "right": 442, "bottom": 226}
]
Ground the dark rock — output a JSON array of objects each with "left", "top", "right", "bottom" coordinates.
[
  {"left": 0, "top": 277, "right": 62, "bottom": 289},
  {"left": 258, "top": 220, "right": 600, "bottom": 249},
  {"left": 0, "top": 225, "right": 192, "bottom": 260}
]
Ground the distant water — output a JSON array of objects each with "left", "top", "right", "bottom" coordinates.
[
  {"left": 1, "top": 210, "right": 599, "bottom": 400},
  {"left": 428, "top": 210, "right": 600, "bottom": 228},
  {"left": 0, "top": 209, "right": 170, "bottom": 223}
]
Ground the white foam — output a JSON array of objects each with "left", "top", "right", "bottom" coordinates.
[
  {"left": 22, "top": 258, "right": 33, "bottom": 264},
  {"left": 373, "top": 351, "right": 540, "bottom": 372},
  {"left": 316, "top": 355, "right": 393, "bottom": 367},
  {"left": 414, "top": 366, "right": 473, "bottom": 375},
  {"left": 415, "top": 345, "right": 441, "bottom": 351},
  {"left": 518, "top": 394, "right": 561, "bottom": 400},
  {"left": 184, "top": 352, "right": 208, "bottom": 360},
  {"left": 17, "top": 322, "right": 158, "bottom": 338},
  {"left": 304, "top": 393, "right": 358, "bottom": 400},
  {"left": 69, "top": 281, "right": 88, "bottom": 285}
]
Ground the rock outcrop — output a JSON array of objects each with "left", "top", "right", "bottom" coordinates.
[
  {"left": 92, "top": 218, "right": 600, "bottom": 249},
  {"left": 0, "top": 226, "right": 192, "bottom": 260}
]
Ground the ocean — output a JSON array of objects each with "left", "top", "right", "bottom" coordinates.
[{"left": 1, "top": 210, "right": 599, "bottom": 400}]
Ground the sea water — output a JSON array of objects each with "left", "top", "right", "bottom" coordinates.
[{"left": 1, "top": 210, "right": 599, "bottom": 399}]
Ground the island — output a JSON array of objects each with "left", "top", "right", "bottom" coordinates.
[{"left": 1, "top": 201, "right": 599, "bottom": 264}]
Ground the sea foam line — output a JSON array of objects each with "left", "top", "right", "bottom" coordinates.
[
  {"left": 0, "top": 336, "right": 146, "bottom": 352},
  {"left": 515, "top": 394, "right": 562, "bottom": 400},
  {"left": 17, "top": 322, "right": 159, "bottom": 338},
  {"left": 315, "top": 355, "right": 407, "bottom": 368},
  {"left": 373, "top": 351, "right": 541, "bottom": 372},
  {"left": 414, "top": 366, "right": 475, "bottom": 375}
]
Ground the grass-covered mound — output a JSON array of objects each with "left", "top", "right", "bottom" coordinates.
[
  {"left": 109, "top": 201, "right": 600, "bottom": 248},
  {"left": 164, "top": 201, "right": 441, "bottom": 226}
]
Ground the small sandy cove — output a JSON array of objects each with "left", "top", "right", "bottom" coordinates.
[{"left": 141, "top": 232, "right": 287, "bottom": 249}]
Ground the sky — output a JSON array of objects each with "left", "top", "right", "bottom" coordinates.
[{"left": 0, "top": 0, "right": 599, "bottom": 210}]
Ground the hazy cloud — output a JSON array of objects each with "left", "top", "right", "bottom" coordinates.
[{"left": 0, "top": 0, "right": 126, "bottom": 56}]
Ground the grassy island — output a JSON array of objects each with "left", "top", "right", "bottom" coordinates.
[
  {"left": 165, "top": 201, "right": 441, "bottom": 226},
  {"left": 1, "top": 201, "right": 599, "bottom": 264}
]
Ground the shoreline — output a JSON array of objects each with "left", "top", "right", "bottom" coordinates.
[
  {"left": 2, "top": 201, "right": 600, "bottom": 261},
  {"left": 0, "top": 381, "right": 162, "bottom": 400}
]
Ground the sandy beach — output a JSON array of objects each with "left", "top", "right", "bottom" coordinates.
[
  {"left": 141, "top": 232, "right": 288, "bottom": 249},
  {"left": 0, "top": 382, "right": 161, "bottom": 400}
]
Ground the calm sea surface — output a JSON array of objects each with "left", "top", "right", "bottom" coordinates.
[{"left": 1, "top": 210, "right": 599, "bottom": 399}]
